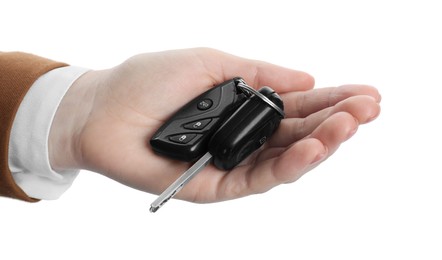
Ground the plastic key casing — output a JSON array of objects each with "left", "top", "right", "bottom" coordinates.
[
  {"left": 150, "top": 78, "right": 247, "bottom": 161},
  {"left": 208, "top": 87, "right": 284, "bottom": 170}
]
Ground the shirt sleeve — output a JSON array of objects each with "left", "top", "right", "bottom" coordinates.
[{"left": 8, "top": 66, "right": 90, "bottom": 200}]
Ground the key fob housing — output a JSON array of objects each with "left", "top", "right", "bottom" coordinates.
[
  {"left": 209, "top": 87, "right": 284, "bottom": 170},
  {"left": 150, "top": 79, "right": 247, "bottom": 161}
]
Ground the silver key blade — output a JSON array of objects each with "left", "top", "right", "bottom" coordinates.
[{"left": 150, "top": 152, "right": 213, "bottom": 213}]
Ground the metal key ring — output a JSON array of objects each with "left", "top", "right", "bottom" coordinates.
[{"left": 235, "top": 78, "right": 285, "bottom": 118}]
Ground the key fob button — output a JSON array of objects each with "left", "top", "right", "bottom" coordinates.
[
  {"left": 169, "top": 134, "right": 197, "bottom": 144},
  {"left": 197, "top": 99, "right": 213, "bottom": 110},
  {"left": 183, "top": 119, "right": 212, "bottom": 130}
]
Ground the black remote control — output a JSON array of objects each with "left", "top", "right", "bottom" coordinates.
[{"left": 150, "top": 78, "right": 247, "bottom": 162}]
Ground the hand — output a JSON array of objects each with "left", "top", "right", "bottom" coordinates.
[{"left": 49, "top": 48, "right": 381, "bottom": 203}]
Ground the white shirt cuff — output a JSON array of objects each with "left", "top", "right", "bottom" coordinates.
[{"left": 8, "top": 66, "right": 90, "bottom": 200}]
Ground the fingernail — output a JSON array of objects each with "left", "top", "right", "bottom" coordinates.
[
  {"left": 376, "top": 93, "right": 382, "bottom": 103},
  {"left": 346, "top": 127, "right": 358, "bottom": 141},
  {"left": 367, "top": 104, "right": 381, "bottom": 123},
  {"left": 311, "top": 148, "right": 327, "bottom": 164},
  {"left": 367, "top": 114, "right": 379, "bottom": 123}
]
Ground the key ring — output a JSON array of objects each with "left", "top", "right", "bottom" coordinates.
[{"left": 235, "top": 78, "right": 285, "bottom": 118}]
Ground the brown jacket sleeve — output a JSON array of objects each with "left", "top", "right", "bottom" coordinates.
[{"left": 0, "top": 52, "right": 67, "bottom": 201}]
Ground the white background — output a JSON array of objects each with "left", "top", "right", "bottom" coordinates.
[{"left": 1, "top": 0, "right": 441, "bottom": 259}]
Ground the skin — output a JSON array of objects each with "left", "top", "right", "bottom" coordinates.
[{"left": 48, "top": 48, "right": 381, "bottom": 204}]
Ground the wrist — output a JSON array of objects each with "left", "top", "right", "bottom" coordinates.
[{"left": 48, "top": 70, "right": 100, "bottom": 171}]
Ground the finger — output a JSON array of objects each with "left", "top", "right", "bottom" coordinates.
[
  {"left": 214, "top": 138, "right": 327, "bottom": 200},
  {"left": 182, "top": 112, "right": 357, "bottom": 202},
  {"left": 194, "top": 48, "right": 315, "bottom": 93},
  {"left": 308, "top": 111, "right": 359, "bottom": 155},
  {"left": 281, "top": 84, "right": 381, "bottom": 118},
  {"left": 269, "top": 95, "right": 381, "bottom": 147}
]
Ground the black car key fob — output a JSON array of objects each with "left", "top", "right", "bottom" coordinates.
[
  {"left": 150, "top": 78, "right": 284, "bottom": 168},
  {"left": 150, "top": 78, "right": 247, "bottom": 161},
  {"left": 149, "top": 78, "right": 284, "bottom": 212}
]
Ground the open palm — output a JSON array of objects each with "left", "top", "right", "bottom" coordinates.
[{"left": 61, "top": 48, "right": 380, "bottom": 204}]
